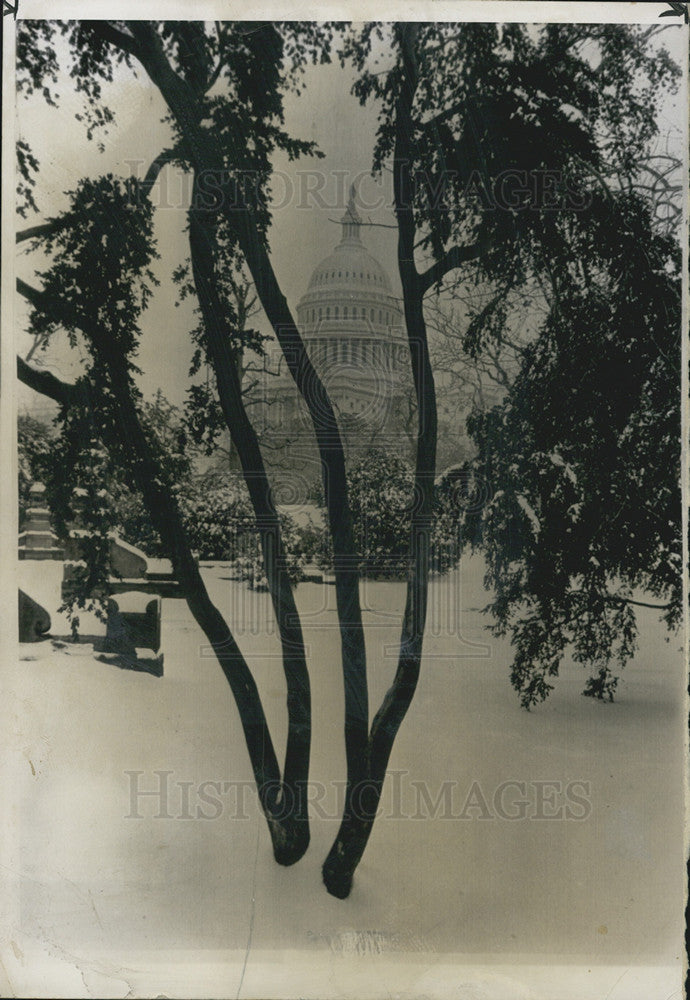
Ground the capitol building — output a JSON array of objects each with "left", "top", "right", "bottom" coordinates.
[{"left": 261, "top": 190, "right": 412, "bottom": 467}]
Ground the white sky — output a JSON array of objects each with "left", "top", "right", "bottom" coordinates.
[{"left": 13, "top": 21, "right": 687, "bottom": 417}]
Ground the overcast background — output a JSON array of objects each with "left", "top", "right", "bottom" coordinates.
[{"left": 14, "top": 22, "right": 685, "bottom": 420}]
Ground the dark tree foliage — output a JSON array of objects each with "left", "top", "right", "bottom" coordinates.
[
  {"left": 24, "top": 176, "right": 159, "bottom": 627},
  {"left": 462, "top": 189, "right": 682, "bottom": 707},
  {"left": 345, "top": 22, "right": 681, "bottom": 710},
  {"left": 346, "top": 22, "right": 679, "bottom": 323},
  {"left": 19, "top": 165, "right": 313, "bottom": 864}
]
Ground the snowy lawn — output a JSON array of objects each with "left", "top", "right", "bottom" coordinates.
[{"left": 3, "top": 556, "right": 685, "bottom": 998}]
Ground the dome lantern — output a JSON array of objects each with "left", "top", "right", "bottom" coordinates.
[{"left": 339, "top": 184, "right": 363, "bottom": 247}]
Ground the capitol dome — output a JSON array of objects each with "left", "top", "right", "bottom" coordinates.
[
  {"left": 298, "top": 190, "right": 401, "bottom": 332},
  {"left": 291, "top": 188, "right": 407, "bottom": 426},
  {"left": 305, "top": 202, "right": 393, "bottom": 294},
  {"left": 262, "top": 186, "right": 410, "bottom": 463},
  {"left": 306, "top": 244, "right": 392, "bottom": 294}
]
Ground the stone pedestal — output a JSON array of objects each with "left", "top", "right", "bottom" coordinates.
[{"left": 103, "top": 591, "right": 163, "bottom": 675}]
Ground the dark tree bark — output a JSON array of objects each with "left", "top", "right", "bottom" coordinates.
[
  {"left": 116, "top": 20, "right": 371, "bottom": 876},
  {"left": 22, "top": 20, "right": 440, "bottom": 897},
  {"left": 321, "top": 24, "right": 439, "bottom": 897},
  {"left": 220, "top": 199, "right": 371, "bottom": 837},
  {"left": 123, "top": 20, "right": 437, "bottom": 895},
  {"left": 188, "top": 179, "right": 311, "bottom": 854},
  {"left": 16, "top": 351, "right": 89, "bottom": 408}
]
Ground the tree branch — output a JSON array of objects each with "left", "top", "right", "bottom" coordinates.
[
  {"left": 205, "top": 23, "right": 229, "bottom": 93},
  {"left": 419, "top": 99, "right": 465, "bottom": 132},
  {"left": 89, "top": 20, "right": 142, "bottom": 61},
  {"left": 607, "top": 595, "right": 673, "bottom": 611},
  {"left": 17, "top": 277, "right": 45, "bottom": 309},
  {"left": 17, "top": 147, "right": 181, "bottom": 248},
  {"left": 125, "top": 21, "right": 198, "bottom": 110},
  {"left": 17, "top": 354, "right": 86, "bottom": 408},
  {"left": 328, "top": 217, "right": 398, "bottom": 230},
  {"left": 16, "top": 278, "right": 93, "bottom": 407},
  {"left": 16, "top": 217, "right": 71, "bottom": 245},
  {"left": 141, "top": 147, "right": 181, "bottom": 196},
  {"left": 419, "top": 238, "right": 491, "bottom": 294}
]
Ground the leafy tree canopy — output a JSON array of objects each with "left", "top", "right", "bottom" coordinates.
[
  {"left": 344, "top": 22, "right": 682, "bottom": 706},
  {"left": 461, "top": 186, "right": 681, "bottom": 706}
]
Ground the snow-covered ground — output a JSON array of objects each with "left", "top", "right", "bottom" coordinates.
[{"left": 2, "top": 556, "right": 685, "bottom": 999}]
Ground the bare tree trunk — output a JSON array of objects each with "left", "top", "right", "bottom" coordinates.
[
  {"left": 224, "top": 204, "right": 371, "bottom": 845},
  {"left": 321, "top": 24, "right": 438, "bottom": 897},
  {"left": 188, "top": 186, "right": 310, "bottom": 858},
  {"left": 99, "top": 345, "right": 311, "bottom": 862}
]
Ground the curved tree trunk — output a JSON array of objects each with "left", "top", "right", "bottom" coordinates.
[
  {"left": 225, "top": 205, "right": 371, "bottom": 851},
  {"left": 97, "top": 341, "right": 309, "bottom": 863},
  {"left": 188, "top": 186, "right": 310, "bottom": 858},
  {"left": 30, "top": 19, "right": 435, "bottom": 896},
  {"left": 96, "top": 19, "right": 371, "bottom": 887},
  {"left": 121, "top": 25, "right": 370, "bottom": 837},
  {"left": 322, "top": 24, "right": 438, "bottom": 897},
  {"left": 320, "top": 281, "right": 437, "bottom": 896}
]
